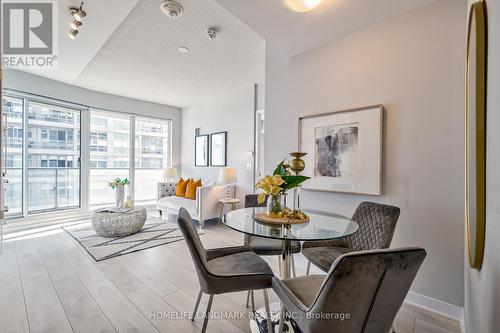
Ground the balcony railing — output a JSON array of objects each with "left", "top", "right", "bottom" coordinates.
[
  {"left": 4, "top": 166, "right": 167, "bottom": 217},
  {"left": 4, "top": 167, "right": 80, "bottom": 216}
]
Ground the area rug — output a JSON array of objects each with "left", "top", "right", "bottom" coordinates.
[{"left": 63, "top": 218, "right": 199, "bottom": 261}]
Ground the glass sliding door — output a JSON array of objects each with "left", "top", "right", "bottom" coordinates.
[
  {"left": 89, "top": 110, "right": 130, "bottom": 207},
  {"left": 134, "top": 116, "right": 170, "bottom": 203},
  {"left": 2, "top": 96, "right": 24, "bottom": 217},
  {"left": 27, "top": 101, "right": 81, "bottom": 213}
]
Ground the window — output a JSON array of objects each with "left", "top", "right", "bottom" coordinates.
[
  {"left": 3, "top": 92, "right": 172, "bottom": 219},
  {"left": 27, "top": 101, "right": 81, "bottom": 213},
  {"left": 89, "top": 110, "right": 130, "bottom": 207},
  {"left": 2, "top": 96, "right": 82, "bottom": 217},
  {"left": 134, "top": 116, "right": 169, "bottom": 202}
]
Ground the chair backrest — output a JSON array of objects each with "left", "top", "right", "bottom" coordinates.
[
  {"left": 177, "top": 208, "right": 212, "bottom": 292},
  {"left": 243, "top": 194, "right": 267, "bottom": 245},
  {"left": 345, "top": 201, "right": 400, "bottom": 251},
  {"left": 307, "top": 248, "right": 426, "bottom": 333},
  {"left": 244, "top": 194, "right": 267, "bottom": 208}
]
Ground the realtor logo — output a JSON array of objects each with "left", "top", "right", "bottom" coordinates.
[{"left": 2, "top": 0, "right": 58, "bottom": 67}]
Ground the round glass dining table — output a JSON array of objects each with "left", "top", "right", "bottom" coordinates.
[
  {"left": 223, "top": 207, "right": 359, "bottom": 279},
  {"left": 224, "top": 207, "right": 359, "bottom": 333}
]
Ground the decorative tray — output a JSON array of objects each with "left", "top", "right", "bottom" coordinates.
[{"left": 254, "top": 213, "right": 310, "bottom": 225}]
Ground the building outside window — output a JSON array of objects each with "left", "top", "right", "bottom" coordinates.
[
  {"left": 134, "top": 116, "right": 169, "bottom": 202},
  {"left": 2, "top": 96, "right": 81, "bottom": 216},
  {"left": 89, "top": 110, "right": 130, "bottom": 207},
  {"left": 2, "top": 94, "right": 172, "bottom": 220}
]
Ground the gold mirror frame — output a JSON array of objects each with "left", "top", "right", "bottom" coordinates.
[{"left": 465, "top": 1, "right": 487, "bottom": 269}]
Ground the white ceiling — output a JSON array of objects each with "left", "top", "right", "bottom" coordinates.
[
  {"left": 21, "top": 0, "right": 265, "bottom": 108},
  {"left": 18, "top": 0, "right": 441, "bottom": 108},
  {"left": 215, "top": 0, "right": 439, "bottom": 57}
]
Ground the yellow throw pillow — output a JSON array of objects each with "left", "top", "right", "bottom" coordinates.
[
  {"left": 175, "top": 177, "right": 190, "bottom": 197},
  {"left": 185, "top": 179, "right": 202, "bottom": 200}
]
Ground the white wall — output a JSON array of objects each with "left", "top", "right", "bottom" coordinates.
[
  {"left": 181, "top": 85, "right": 256, "bottom": 203},
  {"left": 4, "top": 69, "right": 182, "bottom": 168},
  {"left": 465, "top": 0, "right": 500, "bottom": 332},
  {"left": 264, "top": 0, "right": 466, "bottom": 307}
]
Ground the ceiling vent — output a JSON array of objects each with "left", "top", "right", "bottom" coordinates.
[{"left": 160, "top": 1, "right": 183, "bottom": 18}]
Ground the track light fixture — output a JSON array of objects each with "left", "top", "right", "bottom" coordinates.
[
  {"left": 69, "top": 20, "right": 82, "bottom": 30},
  {"left": 68, "top": 29, "right": 79, "bottom": 40},
  {"left": 68, "top": 2, "right": 86, "bottom": 39}
]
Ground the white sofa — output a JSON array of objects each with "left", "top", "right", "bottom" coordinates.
[{"left": 157, "top": 181, "right": 235, "bottom": 228}]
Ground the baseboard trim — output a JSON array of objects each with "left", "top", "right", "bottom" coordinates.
[{"left": 404, "top": 291, "right": 465, "bottom": 332}]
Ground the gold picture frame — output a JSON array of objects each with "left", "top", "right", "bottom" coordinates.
[{"left": 465, "top": 1, "right": 487, "bottom": 270}]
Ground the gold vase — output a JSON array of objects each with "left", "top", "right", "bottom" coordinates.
[{"left": 289, "top": 152, "right": 307, "bottom": 175}]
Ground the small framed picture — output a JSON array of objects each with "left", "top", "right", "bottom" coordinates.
[
  {"left": 210, "top": 131, "right": 227, "bottom": 166},
  {"left": 195, "top": 135, "right": 209, "bottom": 167}
]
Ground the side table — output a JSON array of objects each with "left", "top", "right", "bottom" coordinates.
[{"left": 218, "top": 198, "right": 240, "bottom": 224}]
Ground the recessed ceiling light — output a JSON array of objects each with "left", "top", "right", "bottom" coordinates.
[
  {"left": 178, "top": 47, "right": 189, "bottom": 53},
  {"left": 284, "top": 0, "right": 323, "bottom": 13},
  {"left": 68, "top": 29, "right": 79, "bottom": 40}
]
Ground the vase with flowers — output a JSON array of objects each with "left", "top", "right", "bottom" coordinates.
[
  {"left": 108, "top": 178, "right": 130, "bottom": 208},
  {"left": 255, "top": 160, "right": 310, "bottom": 218}
]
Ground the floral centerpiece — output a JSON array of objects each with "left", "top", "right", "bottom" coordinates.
[
  {"left": 108, "top": 178, "right": 129, "bottom": 208},
  {"left": 255, "top": 160, "right": 310, "bottom": 219}
]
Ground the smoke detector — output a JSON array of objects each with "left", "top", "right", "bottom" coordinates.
[
  {"left": 160, "top": 1, "right": 183, "bottom": 18},
  {"left": 206, "top": 27, "right": 217, "bottom": 40}
]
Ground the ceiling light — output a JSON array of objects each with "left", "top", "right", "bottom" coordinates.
[
  {"left": 69, "top": 20, "right": 82, "bottom": 30},
  {"left": 68, "top": 2, "right": 86, "bottom": 39},
  {"left": 284, "top": 0, "right": 323, "bottom": 13},
  {"left": 70, "top": 2, "right": 87, "bottom": 22},
  {"left": 161, "top": 1, "right": 184, "bottom": 18},
  {"left": 68, "top": 29, "right": 79, "bottom": 40},
  {"left": 178, "top": 47, "right": 189, "bottom": 53}
]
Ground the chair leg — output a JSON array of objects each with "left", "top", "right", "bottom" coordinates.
[
  {"left": 202, "top": 294, "right": 214, "bottom": 333},
  {"left": 251, "top": 290, "right": 256, "bottom": 313},
  {"left": 278, "top": 303, "right": 286, "bottom": 333},
  {"left": 263, "top": 289, "right": 273, "bottom": 333},
  {"left": 245, "top": 290, "right": 251, "bottom": 308},
  {"left": 291, "top": 254, "right": 296, "bottom": 277},
  {"left": 306, "top": 260, "right": 311, "bottom": 275},
  {"left": 278, "top": 256, "right": 282, "bottom": 276},
  {"left": 192, "top": 289, "right": 203, "bottom": 321}
]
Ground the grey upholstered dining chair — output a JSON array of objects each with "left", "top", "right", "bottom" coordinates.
[
  {"left": 243, "top": 194, "right": 301, "bottom": 309},
  {"left": 302, "top": 201, "right": 400, "bottom": 274},
  {"left": 273, "top": 247, "right": 426, "bottom": 333},
  {"left": 177, "top": 208, "right": 274, "bottom": 333}
]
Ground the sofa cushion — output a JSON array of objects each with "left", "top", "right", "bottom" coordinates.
[
  {"left": 185, "top": 179, "right": 202, "bottom": 200},
  {"left": 158, "top": 196, "right": 197, "bottom": 216},
  {"left": 175, "top": 177, "right": 190, "bottom": 197}
]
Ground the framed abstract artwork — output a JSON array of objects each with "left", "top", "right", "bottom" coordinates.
[
  {"left": 465, "top": 0, "right": 487, "bottom": 270},
  {"left": 195, "top": 134, "right": 209, "bottom": 167},
  {"left": 210, "top": 131, "right": 227, "bottom": 166},
  {"left": 298, "top": 105, "right": 383, "bottom": 195}
]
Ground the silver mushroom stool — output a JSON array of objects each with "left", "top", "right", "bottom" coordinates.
[{"left": 91, "top": 208, "right": 147, "bottom": 237}]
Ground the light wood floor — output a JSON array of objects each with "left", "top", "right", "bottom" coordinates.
[{"left": 0, "top": 217, "right": 461, "bottom": 333}]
